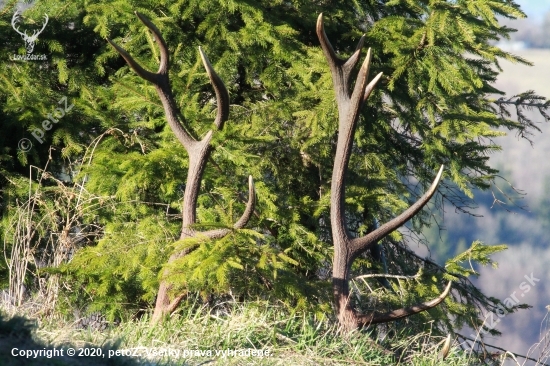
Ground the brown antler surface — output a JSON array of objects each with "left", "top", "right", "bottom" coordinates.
[
  {"left": 317, "top": 13, "right": 451, "bottom": 331},
  {"left": 108, "top": 12, "right": 255, "bottom": 323}
]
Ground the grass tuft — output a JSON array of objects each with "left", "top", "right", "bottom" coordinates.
[{"left": 2, "top": 301, "right": 480, "bottom": 365}]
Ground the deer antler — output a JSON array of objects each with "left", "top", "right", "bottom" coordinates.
[
  {"left": 108, "top": 12, "right": 255, "bottom": 322},
  {"left": 107, "top": 12, "right": 195, "bottom": 150},
  {"left": 317, "top": 13, "right": 451, "bottom": 331},
  {"left": 360, "top": 281, "right": 452, "bottom": 324},
  {"left": 107, "top": 12, "right": 253, "bottom": 236}
]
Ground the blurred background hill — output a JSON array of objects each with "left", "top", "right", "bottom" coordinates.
[
  {"left": 499, "top": 0, "right": 550, "bottom": 50},
  {"left": 420, "top": 1, "right": 550, "bottom": 361}
]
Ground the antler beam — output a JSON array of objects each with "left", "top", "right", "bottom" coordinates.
[
  {"left": 317, "top": 13, "right": 451, "bottom": 331},
  {"left": 108, "top": 12, "right": 255, "bottom": 323},
  {"left": 360, "top": 281, "right": 452, "bottom": 324}
]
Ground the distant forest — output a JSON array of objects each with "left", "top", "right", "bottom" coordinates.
[{"left": 502, "top": 11, "right": 550, "bottom": 48}]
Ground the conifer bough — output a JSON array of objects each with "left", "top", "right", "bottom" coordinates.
[
  {"left": 316, "top": 13, "right": 452, "bottom": 331},
  {"left": 107, "top": 12, "right": 256, "bottom": 323},
  {"left": 107, "top": 10, "right": 451, "bottom": 329}
]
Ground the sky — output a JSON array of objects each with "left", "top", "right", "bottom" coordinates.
[{"left": 516, "top": 0, "right": 550, "bottom": 21}]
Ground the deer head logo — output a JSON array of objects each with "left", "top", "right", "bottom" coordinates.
[{"left": 11, "top": 10, "right": 48, "bottom": 54}]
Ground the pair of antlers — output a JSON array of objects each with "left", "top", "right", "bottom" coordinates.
[{"left": 108, "top": 12, "right": 451, "bottom": 327}]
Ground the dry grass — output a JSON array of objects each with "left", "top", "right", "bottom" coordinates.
[{"left": 1, "top": 301, "right": 475, "bottom": 366}]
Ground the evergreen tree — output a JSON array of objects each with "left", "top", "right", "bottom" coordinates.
[
  {"left": 0, "top": 0, "right": 112, "bottom": 297},
  {"left": 0, "top": 0, "right": 548, "bottom": 350}
]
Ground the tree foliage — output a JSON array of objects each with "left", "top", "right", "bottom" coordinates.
[{"left": 1, "top": 0, "right": 548, "bottom": 349}]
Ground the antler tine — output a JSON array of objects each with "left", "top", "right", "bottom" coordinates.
[
  {"left": 362, "top": 280, "right": 452, "bottom": 325},
  {"left": 134, "top": 12, "right": 169, "bottom": 75},
  {"left": 107, "top": 14, "right": 196, "bottom": 149},
  {"left": 198, "top": 175, "right": 256, "bottom": 240},
  {"left": 356, "top": 47, "right": 381, "bottom": 103},
  {"left": 317, "top": 13, "right": 368, "bottom": 98},
  {"left": 438, "top": 334, "right": 452, "bottom": 360},
  {"left": 342, "top": 34, "right": 366, "bottom": 79},
  {"left": 107, "top": 38, "right": 157, "bottom": 83},
  {"left": 349, "top": 46, "right": 373, "bottom": 107},
  {"left": 199, "top": 47, "right": 230, "bottom": 130},
  {"left": 233, "top": 175, "right": 256, "bottom": 229},
  {"left": 316, "top": 13, "right": 344, "bottom": 71},
  {"left": 350, "top": 165, "right": 444, "bottom": 257},
  {"left": 363, "top": 71, "right": 384, "bottom": 103},
  {"left": 107, "top": 12, "right": 170, "bottom": 82}
]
